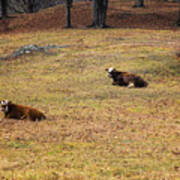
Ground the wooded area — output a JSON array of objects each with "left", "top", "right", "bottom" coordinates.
[{"left": 0, "top": 0, "right": 180, "bottom": 27}]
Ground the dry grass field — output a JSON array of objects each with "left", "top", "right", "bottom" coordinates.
[{"left": 0, "top": 0, "right": 180, "bottom": 179}]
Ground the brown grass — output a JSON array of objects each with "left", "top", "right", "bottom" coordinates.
[{"left": 0, "top": 0, "right": 180, "bottom": 179}]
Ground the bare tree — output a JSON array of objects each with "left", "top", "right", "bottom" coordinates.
[
  {"left": 89, "top": 0, "right": 109, "bottom": 28},
  {"left": 27, "top": 0, "right": 36, "bottom": 13},
  {"left": 133, "top": 0, "right": 145, "bottom": 8},
  {"left": 1, "top": 0, "right": 8, "bottom": 18},
  {"left": 65, "top": 0, "right": 73, "bottom": 28}
]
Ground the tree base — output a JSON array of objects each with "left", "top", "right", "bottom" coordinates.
[
  {"left": 100, "top": 24, "right": 110, "bottom": 28},
  {"left": 177, "top": 20, "right": 180, "bottom": 26},
  {"left": 132, "top": 4, "right": 145, "bottom": 8},
  {"left": 64, "top": 25, "right": 72, "bottom": 29},
  {"left": 87, "top": 23, "right": 110, "bottom": 29}
]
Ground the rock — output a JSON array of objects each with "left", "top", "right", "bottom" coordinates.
[{"left": 0, "top": 44, "right": 70, "bottom": 60}]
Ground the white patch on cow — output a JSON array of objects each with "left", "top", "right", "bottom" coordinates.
[
  {"left": 128, "top": 82, "right": 134, "bottom": 88},
  {"left": 0, "top": 100, "right": 5, "bottom": 105},
  {"left": 5, "top": 106, "right": 9, "bottom": 112},
  {"left": 108, "top": 67, "right": 114, "bottom": 73},
  {"left": 1, "top": 100, "right": 9, "bottom": 105},
  {"left": 0, "top": 100, "right": 9, "bottom": 112}
]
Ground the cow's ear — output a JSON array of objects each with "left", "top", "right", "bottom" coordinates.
[{"left": 8, "top": 101, "right": 12, "bottom": 104}]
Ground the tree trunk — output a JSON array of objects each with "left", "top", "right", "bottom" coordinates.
[
  {"left": 100, "top": 0, "right": 108, "bottom": 28},
  {"left": 94, "top": 0, "right": 100, "bottom": 27},
  {"left": 65, "top": 0, "right": 72, "bottom": 28},
  {"left": 133, "top": 0, "right": 145, "bottom": 8},
  {"left": 27, "top": 0, "right": 40, "bottom": 13},
  {"left": 28, "top": 0, "right": 35, "bottom": 13},
  {"left": 89, "top": 0, "right": 108, "bottom": 28},
  {"left": 1, "top": 0, "right": 8, "bottom": 18}
]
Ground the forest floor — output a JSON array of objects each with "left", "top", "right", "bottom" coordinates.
[
  {"left": 0, "top": 0, "right": 180, "bottom": 179},
  {"left": 0, "top": 0, "right": 180, "bottom": 32}
]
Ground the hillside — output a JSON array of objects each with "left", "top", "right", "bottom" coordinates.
[{"left": 0, "top": 0, "right": 180, "bottom": 179}]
